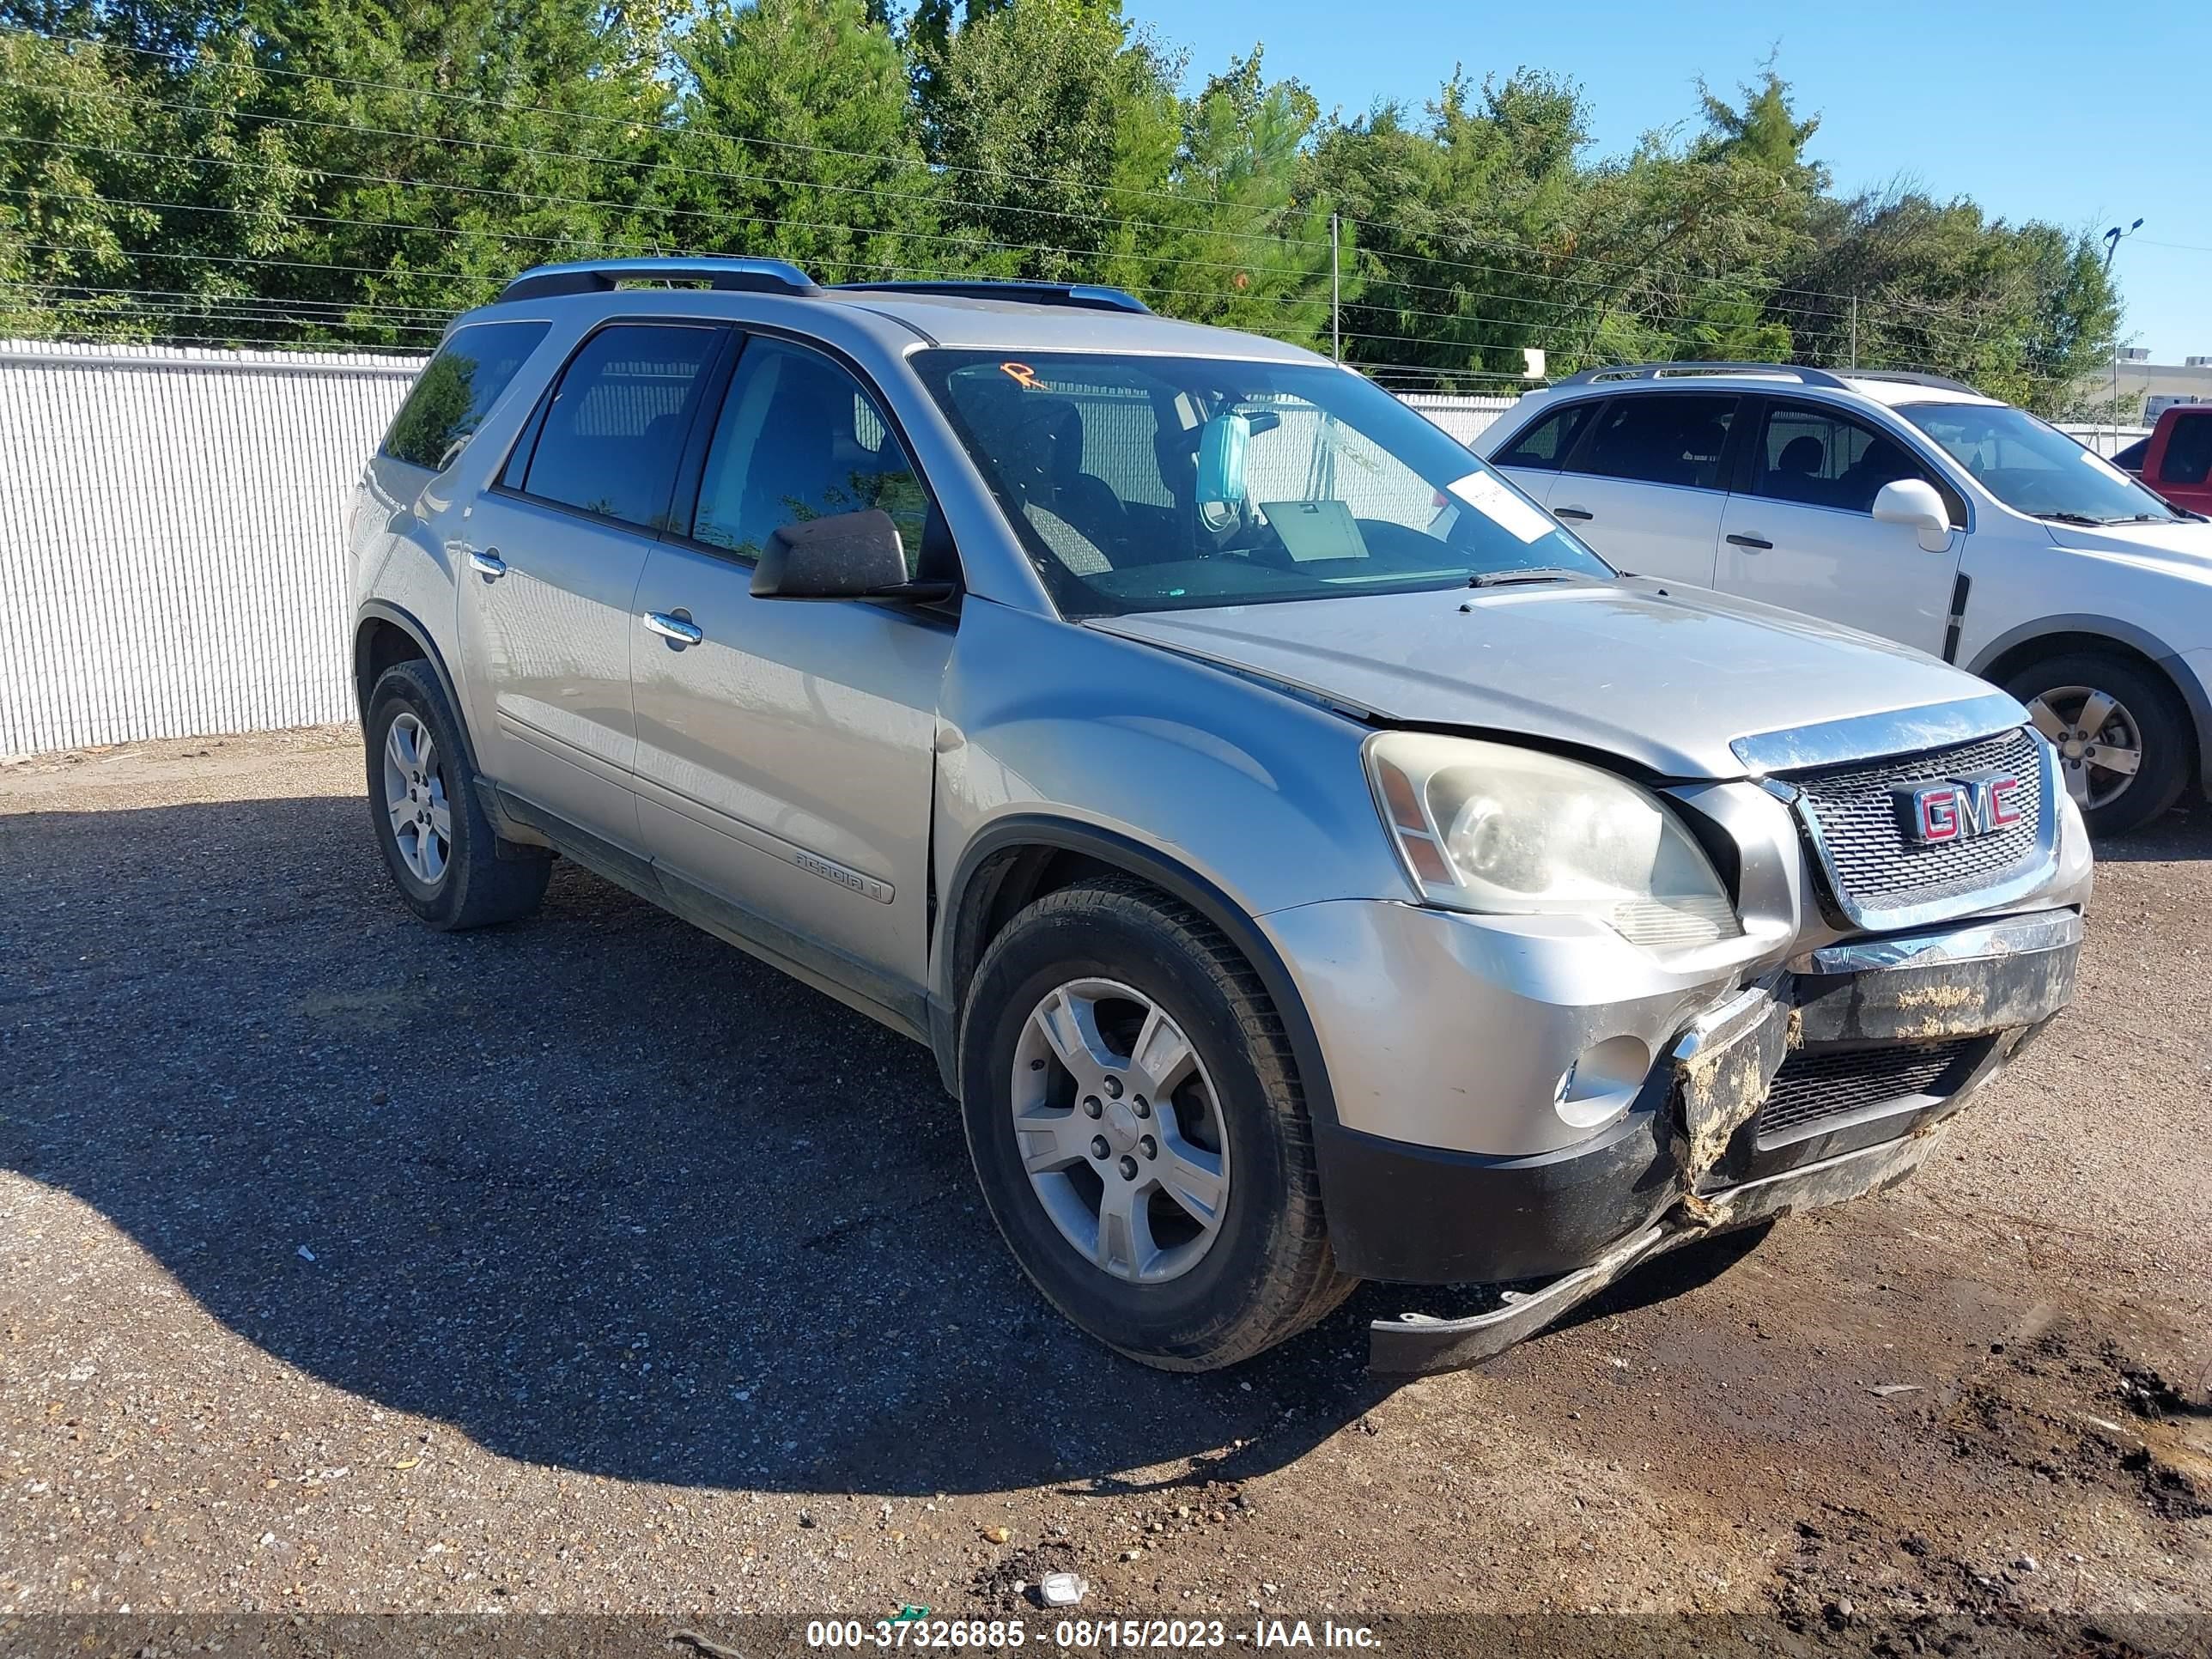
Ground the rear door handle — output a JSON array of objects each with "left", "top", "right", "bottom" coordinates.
[
  {"left": 467, "top": 548, "right": 507, "bottom": 579},
  {"left": 1725, "top": 533, "right": 1773, "bottom": 550},
  {"left": 642, "top": 611, "right": 704, "bottom": 647},
  {"left": 1553, "top": 506, "right": 1595, "bottom": 522}
]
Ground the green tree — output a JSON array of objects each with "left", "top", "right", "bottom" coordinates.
[
  {"left": 919, "top": 0, "right": 1180, "bottom": 283},
  {"left": 653, "top": 0, "right": 933, "bottom": 282}
]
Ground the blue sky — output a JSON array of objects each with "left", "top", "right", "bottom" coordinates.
[{"left": 1127, "top": 0, "right": 2209, "bottom": 362}]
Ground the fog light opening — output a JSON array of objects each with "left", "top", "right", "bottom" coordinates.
[{"left": 1554, "top": 1035, "right": 1652, "bottom": 1131}]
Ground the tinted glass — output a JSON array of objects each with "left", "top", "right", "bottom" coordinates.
[
  {"left": 915, "top": 350, "right": 1610, "bottom": 619},
  {"left": 1491, "top": 403, "right": 1595, "bottom": 471},
  {"left": 1753, "top": 401, "right": 1933, "bottom": 514},
  {"left": 2163, "top": 412, "right": 2212, "bottom": 486},
  {"left": 520, "top": 324, "right": 723, "bottom": 530},
  {"left": 690, "top": 338, "right": 928, "bottom": 573},
  {"left": 1899, "top": 402, "right": 2182, "bottom": 525},
  {"left": 1571, "top": 394, "right": 1736, "bottom": 489},
  {"left": 380, "top": 320, "right": 548, "bottom": 468},
  {"left": 2111, "top": 436, "right": 2150, "bottom": 472}
]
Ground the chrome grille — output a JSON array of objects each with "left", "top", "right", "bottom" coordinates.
[
  {"left": 1759, "top": 1040, "right": 1978, "bottom": 1140},
  {"left": 1786, "top": 726, "right": 2049, "bottom": 918}
]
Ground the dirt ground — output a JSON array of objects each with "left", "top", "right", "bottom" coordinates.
[{"left": 2, "top": 727, "right": 2208, "bottom": 1652}]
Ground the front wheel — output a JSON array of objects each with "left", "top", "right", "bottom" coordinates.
[
  {"left": 2003, "top": 651, "right": 2190, "bottom": 836},
  {"left": 958, "top": 878, "right": 1354, "bottom": 1370}
]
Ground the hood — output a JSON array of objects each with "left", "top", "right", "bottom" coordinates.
[
  {"left": 2039, "top": 515, "right": 2212, "bottom": 578},
  {"left": 1090, "top": 578, "right": 2017, "bottom": 781}
]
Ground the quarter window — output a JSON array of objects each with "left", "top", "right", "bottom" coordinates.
[
  {"left": 380, "top": 320, "right": 549, "bottom": 469},
  {"left": 514, "top": 324, "right": 725, "bottom": 531},
  {"left": 1569, "top": 394, "right": 1737, "bottom": 490},
  {"left": 1752, "top": 401, "right": 1946, "bottom": 517},
  {"left": 690, "top": 337, "right": 929, "bottom": 574},
  {"left": 1490, "top": 402, "right": 1596, "bottom": 471}
]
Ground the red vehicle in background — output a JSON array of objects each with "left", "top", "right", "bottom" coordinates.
[{"left": 2113, "top": 404, "right": 2212, "bottom": 514}]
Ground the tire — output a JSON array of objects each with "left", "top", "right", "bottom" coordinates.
[
  {"left": 2002, "top": 651, "right": 2191, "bottom": 837},
  {"left": 958, "top": 876, "right": 1355, "bottom": 1371},
  {"left": 364, "top": 659, "right": 550, "bottom": 929}
]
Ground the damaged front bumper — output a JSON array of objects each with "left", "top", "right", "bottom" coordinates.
[{"left": 1366, "top": 907, "right": 2081, "bottom": 1376}]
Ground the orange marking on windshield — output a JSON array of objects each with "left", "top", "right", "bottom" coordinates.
[{"left": 1000, "top": 362, "right": 1046, "bottom": 392}]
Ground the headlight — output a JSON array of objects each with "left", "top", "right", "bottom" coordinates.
[{"left": 1364, "top": 731, "right": 1741, "bottom": 949}]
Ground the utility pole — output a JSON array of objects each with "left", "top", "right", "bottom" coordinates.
[
  {"left": 1849, "top": 294, "right": 1858, "bottom": 370},
  {"left": 1329, "top": 211, "right": 1341, "bottom": 365},
  {"left": 2102, "top": 217, "right": 2142, "bottom": 449}
]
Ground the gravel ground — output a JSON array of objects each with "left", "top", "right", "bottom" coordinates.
[{"left": 1, "top": 727, "right": 2208, "bottom": 1649}]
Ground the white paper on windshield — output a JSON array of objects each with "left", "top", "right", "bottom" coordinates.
[
  {"left": 1447, "top": 468, "right": 1553, "bottom": 544},
  {"left": 1261, "top": 499, "right": 1370, "bottom": 562}
]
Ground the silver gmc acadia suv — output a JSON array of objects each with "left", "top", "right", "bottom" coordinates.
[{"left": 349, "top": 258, "right": 2091, "bottom": 1375}]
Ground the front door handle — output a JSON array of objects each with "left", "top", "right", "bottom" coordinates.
[
  {"left": 1725, "top": 532, "right": 1774, "bottom": 550},
  {"left": 1553, "top": 506, "right": 1595, "bottom": 522},
  {"left": 467, "top": 548, "right": 507, "bottom": 579},
  {"left": 642, "top": 611, "right": 704, "bottom": 647}
]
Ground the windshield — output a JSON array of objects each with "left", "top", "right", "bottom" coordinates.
[
  {"left": 1898, "top": 402, "right": 2182, "bottom": 525},
  {"left": 915, "top": 351, "right": 1611, "bottom": 617}
]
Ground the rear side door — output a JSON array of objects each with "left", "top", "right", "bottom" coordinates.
[
  {"left": 1714, "top": 397, "right": 1964, "bottom": 655},
  {"left": 1547, "top": 392, "right": 1740, "bottom": 582},
  {"left": 458, "top": 320, "right": 728, "bottom": 848},
  {"left": 629, "top": 333, "right": 954, "bottom": 1015}
]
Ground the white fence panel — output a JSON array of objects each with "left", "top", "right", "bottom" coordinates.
[
  {"left": 0, "top": 346, "right": 1516, "bottom": 758},
  {"left": 0, "top": 339, "right": 423, "bottom": 757},
  {"left": 1401, "top": 392, "right": 1519, "bottom": 448}
]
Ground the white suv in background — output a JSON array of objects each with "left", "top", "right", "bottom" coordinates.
[{"left": 1476, "top": 363, "right": 2212, "bottom": 834}]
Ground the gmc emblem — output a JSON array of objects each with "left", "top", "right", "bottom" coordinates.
[{"left": 1893, "top": 770, "right": 2025, "bottom": 845}]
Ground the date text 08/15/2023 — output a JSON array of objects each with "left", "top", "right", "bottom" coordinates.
[{"left": 803, "top": 1616, "right": 1383, "bottom": 1650}]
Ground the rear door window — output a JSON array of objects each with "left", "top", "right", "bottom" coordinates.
[
  {"left": 1490, "top": 402, "right": 1597, "bottom": 471},
  {"left": 2164, "top": 413, "right": 2212, "bottom": 486},
  {"left": 380, "top": 319, "right": 549, "bottom": 469},
  {"left": 511, "top": 324, "right": 726, "bottom": 532},
  {"left": 1569, "top": 393, "right": 1738, "bottom": 490}
]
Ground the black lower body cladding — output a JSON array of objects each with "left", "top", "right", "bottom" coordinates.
[{"left": 1316, "top": 909, "right": 2081, "bottom": 1365}]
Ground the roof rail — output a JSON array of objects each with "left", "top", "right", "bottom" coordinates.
[
  {"left": 500, "top": 257, "right": 818, "bottom": 303},
  {"left": 832, "top": 279, "right": 1151, "bottom": 315},
  {"left": 1552, "top": 361, "right": 1986, "bottom": 398},
  {"left": 1553, "top": 362, "right": 1854, "bottom": 390},
  {"left": 1829, "top": 367, "right": 1984, "bottom": 397}
]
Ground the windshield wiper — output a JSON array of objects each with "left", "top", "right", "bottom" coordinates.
[
  {"left": 1467, "top": 567, "right": 1586, "bottom": 589},
  {"left": 2033, "top": 511, "right": 2105, "bottom": 526}
]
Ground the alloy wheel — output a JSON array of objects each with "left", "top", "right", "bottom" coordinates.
[
  {"left": 1009, "top": 977, "right": 1230, "bottom": 1284},
  {"left": 2026, "top": 685, "right": 2142, "bottom": 811},
  {"left": 381, "top": 710, "right": 453, "bottom": 885}
]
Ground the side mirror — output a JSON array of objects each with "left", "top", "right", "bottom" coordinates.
[
  {"left": 1871, "top": 479, "right": 1953, "bottom": 552},
  {"left": 750, "top": 510, "right": 951, "bottom": 602}
]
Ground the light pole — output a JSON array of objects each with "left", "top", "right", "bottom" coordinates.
[{"left": 2103, "top": 217, "right": 2142, "bottom": 447}]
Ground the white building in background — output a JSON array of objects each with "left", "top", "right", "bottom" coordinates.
[{"left": 2085, "top": 350, "right": 2212, "bottom": 422}]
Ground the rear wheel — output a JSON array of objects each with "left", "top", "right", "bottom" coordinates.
[
  {"left": 959, "top": 878, "right": 1354, "bottom": 1370},
  {"left": 2003, "top": 651, "right": 2189, "bottom": 836},
  {"left": 365, "top": 660, "right": 550, "bottom": 929}
]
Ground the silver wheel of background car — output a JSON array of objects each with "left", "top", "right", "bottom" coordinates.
[
  {"left": 1009, "top": 977, "right": 1231, "bottom": 1285},
  {"left": 381, "top": 709, "right": 453, "bottom": 886},
  {"left": 2026, "top": 684, "right": 2143, "bottom": 811}
]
